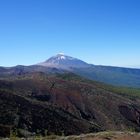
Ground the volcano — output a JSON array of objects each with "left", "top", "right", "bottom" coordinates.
[{"left": 38, "top": 53, "right": 89, "bottom": 69}]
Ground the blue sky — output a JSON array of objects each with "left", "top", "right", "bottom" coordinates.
[{"left": 0, "top": 0, "right": 140, "bottom": 68}]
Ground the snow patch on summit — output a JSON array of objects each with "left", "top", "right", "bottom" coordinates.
[
  {"left": 59, "top": 56, "right": 66, "bottom": 60},
  {"left": 37, "top": 54, "right": 89, "bottom": 69}
]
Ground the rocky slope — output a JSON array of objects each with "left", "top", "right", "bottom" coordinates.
[{"left": 0, "top": 72, "right": 140, "bottom": 137}]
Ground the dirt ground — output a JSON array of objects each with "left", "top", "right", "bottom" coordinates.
[
  {"left": 1, "top": 132, "right": 140, "bottom": 140},
  {"left": 63, "top": 132, "right": 140, "bottom": 140}
]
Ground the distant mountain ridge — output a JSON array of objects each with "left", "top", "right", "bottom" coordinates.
[
  {"left": 37, "top": 54, "right": 140, "bottom": 88},
  {"left": 0, "top": 54, "right": 140, "bottom": 87}
]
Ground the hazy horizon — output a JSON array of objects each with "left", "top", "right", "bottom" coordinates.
[
  {"left": 0, "top": 0, "right": 140, "bottom": 68},
  {"left": 0, "top": 53, "right": 139, "bottom": 69}
]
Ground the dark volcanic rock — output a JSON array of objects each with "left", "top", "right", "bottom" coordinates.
[
  {"left": 119, "top": 105, "right": 140, "bottom": 127},
  {"left": 0, "top": 72, "right": 140, "bottom": 137}
]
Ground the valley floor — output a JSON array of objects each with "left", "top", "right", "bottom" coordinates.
[{"left": 1, "top": 131, "right": 140, "bottom": 140}]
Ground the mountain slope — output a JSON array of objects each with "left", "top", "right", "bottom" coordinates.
[
  {"left": 38, "top": 54, "right": 89, "bottom": 69},
  {"left": 72, "top": 65, "right": 140, "bottom": 88},
  {"left": 1, "top": 72, "right": 140, "bottom": 137},
  {"left": 0, "top": 54, "right": 140, "bottom": 87},
  {"left": 37, "top": 54, "right": 140, "bottom": 88}
]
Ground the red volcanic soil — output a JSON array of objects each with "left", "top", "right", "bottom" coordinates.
[{"left": 1, "top": 72, "right": 140, "bottom": 136}]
